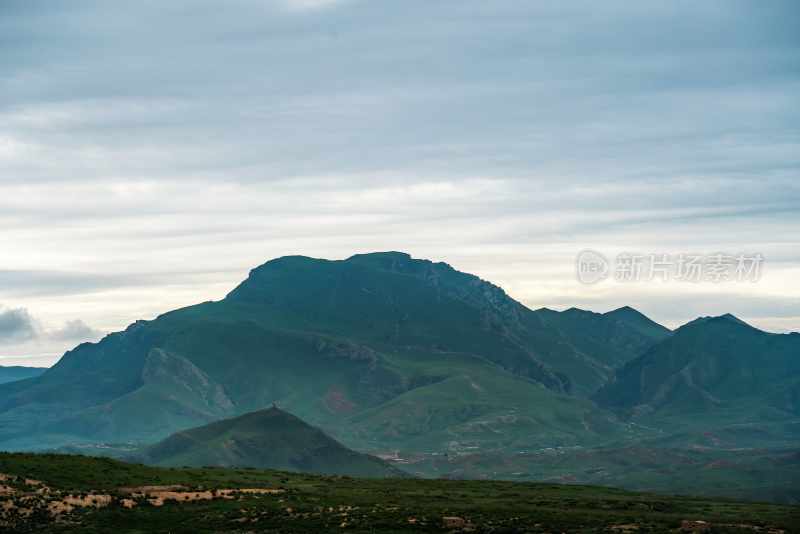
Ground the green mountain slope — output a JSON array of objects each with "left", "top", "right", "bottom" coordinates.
[
  {"left": 534, "top": 306, "right": 671, "bottom": 394},
  {"left": 136, "top": 407, "right": 404, "bottom": 477},
  {"left": 0, "top": 252, "right": 646, "bottom": 450},
  {"left": 340, "top": 350, "right": 621, "bottom": 451},
  {"left": 595, "top": 315, "right": 800, "bottom": 443},
  {"left": 223, "top": 252, "right": 571, "bottom": 391}
]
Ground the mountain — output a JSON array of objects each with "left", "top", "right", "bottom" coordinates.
[
  {"left": 136, "top": 406, "right": 405, "bottom": 477},
  {"left": 0, "top": 252, "right": 795, "bottom": 500},
  {"left": 0, "top": 365, "right": 45, "bottom": 385},
  {"left": 0, "top": 252, "right": 648, "bottom": 451},
  {"left": 603, "top": 306, "right": 674, "bottom": 340},
  {"left": 595, "top": 314, "right": 800, "bottom": 434},
  {"left": 534, "top": 306, "right": 671, "bottom": 394}
]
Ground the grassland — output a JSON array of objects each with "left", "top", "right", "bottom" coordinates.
[{"left": 1, "top": 453, "right": 797, "bottom": 533}]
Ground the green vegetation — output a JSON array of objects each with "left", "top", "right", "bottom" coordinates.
[
  {"left": 535, "top": 306, "right": 671, "bottom": 394},
  {"left": 136, "top": 407, "right": 403, "bottom": 478},
  {"left": 0, "top": 252, "right": 652, "bottom": 452},
  {"left": 1, "top": 253, "right": 798, "bottom": 506},
  {"left": 1, "top": 453, "right": 797, "bottom": 533},
  {"left": 407, "top": 445, "right": 800, "bottom": 504},
  {"left": 595, "top": 315, "right": 800, "bottom": 426}
]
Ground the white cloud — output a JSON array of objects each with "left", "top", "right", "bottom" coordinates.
[
  {"left": 0, "top": 1, "right": 797, "bottom": 365},
  {"left": 0, "top": 308, "right": 39, "bottom": 342},
  {"left": 283, "top": 0, "right": 344, "bottom": 11},
  {"left": 0, "top": 306, "right": 103, "bottom": 366},
  {"left": 48, "top": 319, "right": 103, "bottom": 342}
]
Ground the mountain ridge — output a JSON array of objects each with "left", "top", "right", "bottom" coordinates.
[
  {"left": 0, "top": 251, "right": 664, "bottom": 451},
  {"left": 5, "top": 251, "right": 784, "bottom": 461},
  {"left": 595, "top": 313, "right": 800, "bottom": 423}
]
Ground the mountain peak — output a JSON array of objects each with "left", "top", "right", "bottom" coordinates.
[
  {"left": 344, "top": 251, "right": 425, "bottom": 272},
  {"left": 215, "top": 251, "right": 571, "bottom": 394},
  {"left": 719, "top": 313, "right": 748, "bottom": 325},
  {"left": 237, "top": 405, "right": 297, "bottom": 424},
  {"left": 607, "top": 305, "right": 637, "bottom": 315},
  {"left": 138, "top": 407, "right": 404, "bottom": 477},
  {"left": 680, "top": 313, "right": 755, "bottom": 331},
  {"left": 604, "top": 306, "right": 671, "bottom": 336},
  {"left": 563, "top": 307, "right": 591, "bottom": 315},
  {"left": 605, "top": 305, "right": 646, "bottom": 319},
  {"left": 346, "top": 251, "right": 412, "bottom": 262},
  {"left": 227, "top": 250, "right": 524, "bottom": 320}
]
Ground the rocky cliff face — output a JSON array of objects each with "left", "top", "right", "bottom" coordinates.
[{"left": 142, "top": 349, "right": 234, "bottom": 413}]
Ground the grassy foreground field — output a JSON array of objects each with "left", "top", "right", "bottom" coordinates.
[{"left": 0, "top": 453, "right": 797, "bottom": 533}]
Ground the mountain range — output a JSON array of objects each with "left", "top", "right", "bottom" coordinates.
[
  {"left": 0, "top": 252, "right": 797, "bottom": 501},
  {"left": 0, "top": 252, "right": 654, "bottom": 449}
]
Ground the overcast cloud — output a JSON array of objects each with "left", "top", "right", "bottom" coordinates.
[
  {"left": 1, "top": 0, "right": 798, "bottom": 366},
  {"left": 0, "top": 308, "right": 38, "bottom": 342}
]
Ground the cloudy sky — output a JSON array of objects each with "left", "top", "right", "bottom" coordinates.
[{"left": 1, "top": 0, "right": 798, "bottom": 366}]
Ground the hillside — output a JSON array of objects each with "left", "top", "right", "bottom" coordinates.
[
  {"left": 596, "top": 315, "right": 800, "bottom": 417},
  {"left": 595, "top": 315, "right": 800, "bottom": 448},
  {"left": 534, "top": 306, "right": 671, "bottom": 394},
  {"left": 0, "top": 453, "right": 796, "bottom": 532},
  {"left": 0, "top": 252, "right": 653, "bottom": 451},
  {"left": 137, "top": 407, "right": 404, "bottom": 477}
]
